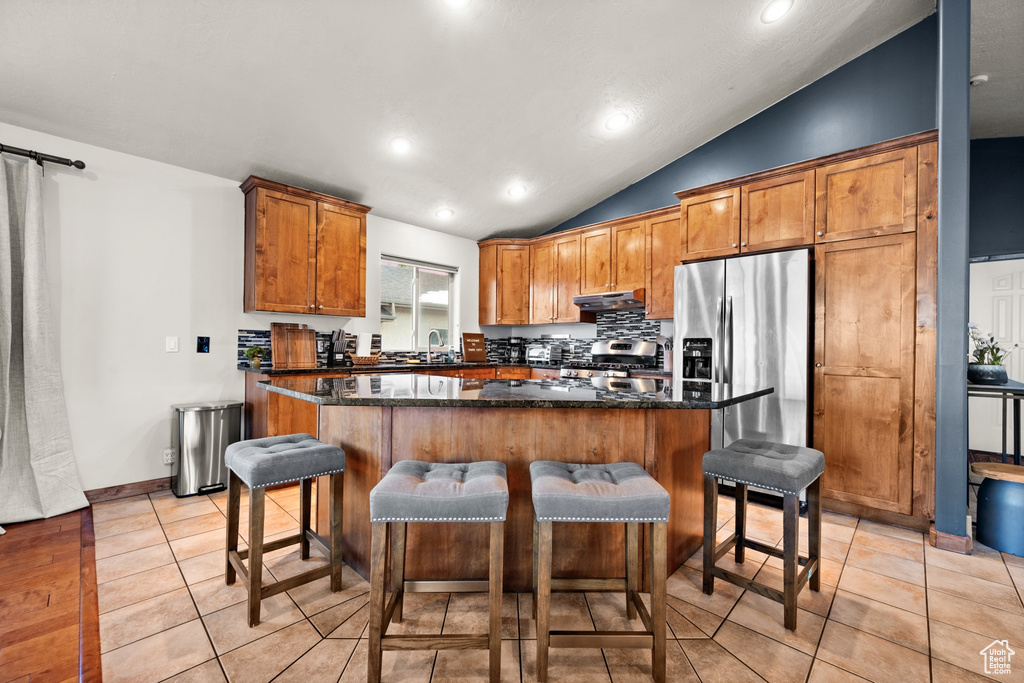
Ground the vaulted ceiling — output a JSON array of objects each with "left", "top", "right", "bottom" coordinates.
[{"left": 1, "top": 1, "right": 1016, "bottom": 241}]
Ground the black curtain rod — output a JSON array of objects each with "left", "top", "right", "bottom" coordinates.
[{"left": 0, "top": 142, "right": 86, "bottom": 170}]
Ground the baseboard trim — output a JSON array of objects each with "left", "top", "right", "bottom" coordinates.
[
  {"left": 85, "top": 477, "right": 171, "bottom": 503},
  {"left": 930, "top": 524, "right": 973, "bottom": 555},
  {"left": 821, "top": 497, "right": 931, "bottom": 532}
]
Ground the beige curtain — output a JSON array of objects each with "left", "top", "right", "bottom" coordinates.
[{"left": 0, "top": 155, "right": 87, "bottom": 530}]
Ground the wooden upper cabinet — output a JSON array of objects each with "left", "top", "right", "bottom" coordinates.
[
  {"left": 242, "top": 176, "right": 370, "bottom": 316},
  {"left": 530, "top": 240, "right": 556, "bottom": 324},
  {"left": 611, "top": 220, "right": 646, "bottom": 291},
  {"left": 813, "top": 233, "right": 917, "bottom": 515},
  {"left": 249, "top": 188, "right": 317, "bottom": 314},
  {"left": 479, "top": 242, "right": 530, "bottom": 326},
  {"left": 741, "top": 170, "right": 815, "bottom": 252},
  {"left": 681, "top": 187, "right": 740, "bottom": 261},
  {"left": 815, "top": 147, "right": 918, "bottom": 242},
  {"left": 497, "top": 245, "right": 530, "bottom": 324},
  {"left": 316, "top": 201, "right": 366, "bottom": 316},
  {"left": 580, "top": 227, "right": 612, "bottom": 294},
  {"left": 553, "top": 235, "right": 590, "bottom": 323},
  {"left": 478, "top": 243, "right": 498, "bottom": 325},
  {"left": 645, "top": 212, "right": 681, "bottom": 319}
]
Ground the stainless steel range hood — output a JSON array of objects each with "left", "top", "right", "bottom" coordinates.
[{"left": 573, "top": 288, "right": 645, "bottom": 311}]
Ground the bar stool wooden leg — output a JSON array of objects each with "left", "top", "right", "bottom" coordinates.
[
  {"left": 532, "top": 517, "right": 539, "bottom": 621},
  {"left": 651, "top": 522, "right": 667, "bottom": 683},
  {"left": 298, "top": 478, "right": 312, "bottom": 560},
  {"left": 247, "top": 487, "right": 266, "bottom": 627},
  {"left": 536, "top": 520, "right": 552, "bottom": 683},
  {"left": 329, "top": 472, "right": 344, "bottom": 592},
  {"left": 391, "top": 522, "right": 406, "bottom": 623},
  {"left": 782, "top": 493, "right": 799, "bottom": 631},
  {"left": 734, "top": 482, "right": 747, "bottom": 564},
  {"left": 489, "top": 521, "right": 504, "bottom": 682},
  {"left": 702, "top": 475, "right": 718, "bottom": 595},
  {"left": 368, "top": 522, "right": 388, "bottom": 683},
  {"left": 807, "top": 478, "right": 822, "bottom": 592},
  {"left": 225, "top": 471, "right": 241, "bottom": 585},
  {"left": 625, "top": 522, "right": 639, "bottom": 620}
]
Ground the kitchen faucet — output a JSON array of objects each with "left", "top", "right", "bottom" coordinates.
[{"left": 427, "top": 329, "right": 443, "bottom": 363}]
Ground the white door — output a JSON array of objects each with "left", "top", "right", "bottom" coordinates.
[{"left": 969, "top": 260, "right": 1024, "bottom": 454}]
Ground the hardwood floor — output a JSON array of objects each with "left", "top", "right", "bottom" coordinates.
[{"left": 0, "top": 508, "right": 101, "bottom": 682}]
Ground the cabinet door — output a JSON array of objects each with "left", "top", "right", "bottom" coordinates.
[
  {"left": 815, "top": 148, "right": 917, "bottom": 242},
  {"left": 580, "top": 227, "right": 612, "bottom": 294},
  {"left": 611, "top": 219, "right": 647, "bottom": 291},
  {"left": 316, "top": 202, "right": 366, "bottom": 316},
  {"left": 496, "top": 245, "right": 530, "bottom": 325},
  {"left": 479, "top": 244, "right": 498, "bottom": 325},
  {"left": 530, "top": 240, "right": 556, "bottom": 324},
  {"left": 681, "top": 187, "right": 740, "bottom": 261},
  {"left": 741, "top": 170, "right": 815, "bottom": 252},
  {"left": 531, "top": 368, "right": 561, "bottom": 380},
  {"left": 814, "top": 234, "right": 916, "bottom": 514},
  {"left": 645, "top": 214, "right": 680, "bottom": 319},
  {"left": 495, "top": 367, "right": 531, "bottom": 379},
  {"left": 459, "top": 367, "right": 496, "bottom": 379},
  {"left": 254, "top": 188, "right": 317, "bottom": 313},
  {"left": 554, "top": 235, "right": 587, "bottom": 323}
]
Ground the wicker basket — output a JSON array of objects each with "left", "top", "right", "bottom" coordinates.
[{"left": 350, "top": 353, "right": 381, "bottom": 366}]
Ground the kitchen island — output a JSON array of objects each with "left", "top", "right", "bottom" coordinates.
[{"left": 260, "top": 374, "right": 771, "bottom": 591}]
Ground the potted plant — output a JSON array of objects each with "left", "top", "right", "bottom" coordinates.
[
  {"left": 968, "top": 323, "right": 1017, "bottom": 385},
  {"left": 244, "top": 346, "right": 266, "bottom": 369}
]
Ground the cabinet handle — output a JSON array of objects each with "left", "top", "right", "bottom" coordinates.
[
  {"left": 309, "top": 304, "right": 314, "bottom": 309},
  {"left": 318, "top": 305, "right": 323, "bottom": 310},
  {"left": 817, "top": 231, "right": 823, "bottom": 236},
  {"left": 741, "top": 242, "right": 746, "bottom": 247},
  {"left": 815, "top": 363, "right": 822, "bottom": 368},
  {"left": 732, "top": 243, "right": 737, "bottom": 248}
]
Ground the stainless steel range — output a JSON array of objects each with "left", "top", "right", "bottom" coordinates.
[{"left": 560, "top": 340, "right": 659, "bottom": 379}]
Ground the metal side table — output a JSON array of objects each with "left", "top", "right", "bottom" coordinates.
[{"left": 968, "top": 379, "right": 1024, "bottom": 466}]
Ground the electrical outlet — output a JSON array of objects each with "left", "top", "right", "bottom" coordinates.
[{"left": 162, "top": 448, "right": 175, "bottom": 465}]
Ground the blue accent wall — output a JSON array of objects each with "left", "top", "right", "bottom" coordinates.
[
  {"left": 970, "top": 137, "right": 1024, "bottom": 259},
  {"left": 549, "top": 14, "right": 938, "bottom": 233}
]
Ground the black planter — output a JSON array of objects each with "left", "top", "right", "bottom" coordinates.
[{"left": 968, "top": 363, "right": 1008, "bottom": 385}]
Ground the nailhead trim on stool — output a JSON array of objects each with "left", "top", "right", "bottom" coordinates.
[{"left": 224, "top": 434, "right": 345, "bottom": 628}]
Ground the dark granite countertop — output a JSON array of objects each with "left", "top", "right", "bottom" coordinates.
[
  {"left": 258, "top": 374, "right": 771, "bottom": 410},
  {"left": 237, "top": 361, "right": 559, "bottom": 375}
]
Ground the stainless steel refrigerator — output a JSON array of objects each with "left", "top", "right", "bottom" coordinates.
[{"left": 673, "top": 250, "right": 810, "bottom": 451}]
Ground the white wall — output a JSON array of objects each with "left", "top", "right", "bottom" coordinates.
[{"left": 0, "top": 121, "right": 480, "bottom": 491}]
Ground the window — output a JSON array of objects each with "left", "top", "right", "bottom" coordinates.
[{"left": 380, "top": 257, "right": 457, "bottom": 351}]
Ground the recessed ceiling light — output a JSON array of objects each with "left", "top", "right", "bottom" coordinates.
[
  {"left": 443, "top": 0, "right": 470, "bottom": 9},
  {"left": 970, "top": 74, "right": 990, "bottom": 86},
  {"left": 760, "top": 0, "right": 793, "bottom": 23},
  {"left": 435, "top": 208, "right": 454, "bottom": 219},
  {"left": 605, "top": 113, "right": 630, "bottom": 130},
  {"left": 390, "top": 137, "right": 411, "bottom": 154},
  {"left": 507, "top": 185, "right": 527, "bottom": 198}
]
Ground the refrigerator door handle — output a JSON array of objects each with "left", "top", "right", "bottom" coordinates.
[
  {"left": 714, "top": 297, "right": 724, "bottom": 382},
  {"left": 725, "top": 295, "right": 734, "bottom": 384}
]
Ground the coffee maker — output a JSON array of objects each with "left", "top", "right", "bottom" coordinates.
[{"left": 508, "top": 337, "right": 525, "bottom": 364}]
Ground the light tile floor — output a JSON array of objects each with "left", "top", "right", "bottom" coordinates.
[{"left": 91, "top": 484, "right": 1024, "bottom": 682}]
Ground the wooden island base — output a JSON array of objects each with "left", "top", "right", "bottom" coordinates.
[{"left": 314, "top": 405, "right": 709, "bottom": 592}]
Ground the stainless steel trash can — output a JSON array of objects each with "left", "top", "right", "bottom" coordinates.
[{"left": 171, "top": 401, "right": 243, "bottom": 497}]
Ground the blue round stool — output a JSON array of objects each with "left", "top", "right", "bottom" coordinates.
[{"left": 973, "top": 463, "right": 1024, "bottom": 556}]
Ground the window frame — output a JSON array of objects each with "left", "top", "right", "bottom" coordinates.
[{"left": 380, "top": 256, "right": 457, "bottom": 352}]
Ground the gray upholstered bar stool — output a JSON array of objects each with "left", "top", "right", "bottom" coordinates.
[
  {"left": 367, "top": 460, "right": 509, "bottom": 683},
  {"left": 224, "top": 433, "right": 346, "bottom": 627},
  {"left": 530, "top": 461, "right": 669, "bottom": 683},
  {"left": 702, "top": 438, "right": 824, "bottom": 631}
]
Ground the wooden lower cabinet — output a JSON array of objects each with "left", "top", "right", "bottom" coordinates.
[
  {"left": 244, "top": 371, "right": 350, "bottom": 439},
  {"left": 813, "top": 234, "right": 917, "bottom": 515},
  {"left": 316, "top": 405, "right": 709, "bottom": 588},
  {"left": 495, "top": 366, "right": 531, "bottom": 379},
  {"left": 531, "top": 368, "right": 561, "bottom": 380}
]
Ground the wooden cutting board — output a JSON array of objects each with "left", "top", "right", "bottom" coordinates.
[{"left": 271, "top": 323, "right": 317, "bottom": 369}]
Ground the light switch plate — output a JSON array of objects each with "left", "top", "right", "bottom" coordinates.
[{"left": 165, "top": 336, "right": 179, "bottom": 353}]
